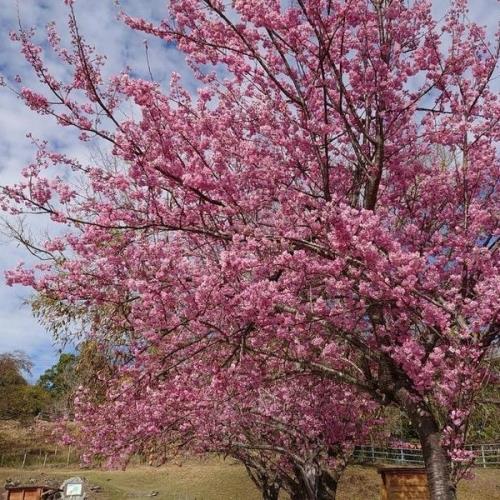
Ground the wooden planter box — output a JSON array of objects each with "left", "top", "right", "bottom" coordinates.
[
  {"left": 378, "top": 467, "right": 430, "bottom": 499},
  {"left": 5, "top": 486, "right": 60, "bottom": 500}
]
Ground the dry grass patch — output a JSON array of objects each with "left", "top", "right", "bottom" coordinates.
[
  {"left": 0, "top": 460, "right": 498, "bottom": 499},
  {"left": 337, "top": 466, "right": 500, "bottom": 500}
]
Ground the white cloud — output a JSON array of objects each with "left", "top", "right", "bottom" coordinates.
[{"left": 0, "top": 0, "right": 188, "bottom": 381}]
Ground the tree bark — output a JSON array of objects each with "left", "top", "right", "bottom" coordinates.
[
  {"left": 406, "top": 406, "right": 457, "bottom": 500},
  {"left": 288, "top": 463, "right": 338, "bottom": 500},
  {"left": 261, "top": 481, "right": 280, "bottom": 500},
  {"left": 318, "top": 469, "right": 338, "bottom": 500},
  {"left": 242, "top": 463, "right": 281, "bottom": 500},
  {"left": 253, "top": 474, "right": 280, "bottom": 500}
]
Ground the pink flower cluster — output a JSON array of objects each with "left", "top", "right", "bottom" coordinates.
[{"left": 2, "top": 1, "right": 498, "bottom": 493}]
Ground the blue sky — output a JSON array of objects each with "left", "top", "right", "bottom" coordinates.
[
  {"left": 0, "top": 0, "right": 191, "bottom": 381},
  {"left": 0, "top": 0, "right": 497, "bottom": 382}
]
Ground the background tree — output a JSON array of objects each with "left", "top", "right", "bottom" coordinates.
[
  {"left": 0, "top": 352, "right": 50, "bottom": 421},
  {"left": 37, "top": 353, "right": 77, "bottom": 398},
  {"left": 2, "top": 1, "right": 498, "bottom": 499},
  {"left": 0, "top": 351, "right": 31, "bottom": 388},
  {"left": 36, "top": 352, "right": 77, "bottom": 416},
  {"left": 467, "top": 357, "right": 500, "bottom": 444},
  {"left": 34, "top": 339, "right": 117, "bottom": 418}
]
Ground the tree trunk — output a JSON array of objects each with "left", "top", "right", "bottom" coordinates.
[
  {"left": 261, "top": 480, "right": 280, "bottom": 500},
  {"left": 301, "top": 461, "right": 321, "bottom": 499},
  {"left": 318, "top": 470, "right": 338, "bottom": 500},
  {"left": 290, "top": 491, "right": 307, "bottom": 500},
  {"left": 288, "top": 463, "right": 338, "bottom": 500},
  {"left": 407, "top": 407, "right": 457, "bottom": 500},
  {"left": 242, "top": 463, "right": 281, "bottom": 500}
]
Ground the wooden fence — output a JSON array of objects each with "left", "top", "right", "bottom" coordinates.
[
  {"left": 0, "top": 448, "right": 152, "bottom": 468},
  {"left": 352, "top": 443, "right": 500, "bottom": 468},
  {"left": 0, "top": 446, "right": 78, "bottom": 468},
  {"left": 1, "top": 444, "right": 499, "bottom": 468}
]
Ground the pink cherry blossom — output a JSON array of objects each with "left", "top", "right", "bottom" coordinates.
[{"left": 2, "top": 2, "right": 498, "bottom": 499}]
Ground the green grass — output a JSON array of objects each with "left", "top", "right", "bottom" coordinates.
[
  {"left": 0, "top": 457, "right": 261, "bottom": 500},
  {"left": 0, "top": 460, "right": 498, "bottom": 499},
  {"left": 337, "top": 466, "right": 500, "bottom": 500}
]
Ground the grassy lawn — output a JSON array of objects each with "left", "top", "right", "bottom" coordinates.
[
  {"left": 0, "top": 460, "right": 498, "bottom": 499},
  {"left": 337, "top": 466, "right": 500, "bottom": 500}
]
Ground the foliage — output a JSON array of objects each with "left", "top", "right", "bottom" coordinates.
[
  {"left": 0, "top": 351, "right": 31, "bottom": 388},
  {"left": 467, "top": 358, "right": 500, "bottom": 443},
  {"left": 34, "top": 342, "right": 115, "bottom": 417},
  {"left": 0, "top": 352, "right": 50, "bottom": 422},
  {"left": 37, "top": 353, "right": 77, "bottom": 398}
]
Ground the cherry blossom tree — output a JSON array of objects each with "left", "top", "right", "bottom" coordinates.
[
  {"left": 73, "top": 356, "right": 377, "bottom": 500},
  {"left": 2, "top": 1, "right": 499, "bottom": 499}
]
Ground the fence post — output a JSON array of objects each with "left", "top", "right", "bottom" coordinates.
[
  {"left": 22, "top": 451, "right": 27, "bottom": 468},
  {"left": 350, "top": 443, "right": 499, "bottom": 467},
  {"left": 43, "top": 452, "right": 48, "bottom": 468},
  {"left": 67, "top": 446, "right": 72, "bottom": 466},
  {"left": 481, "top": 445, "right": 486, "bottom": 468}
]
